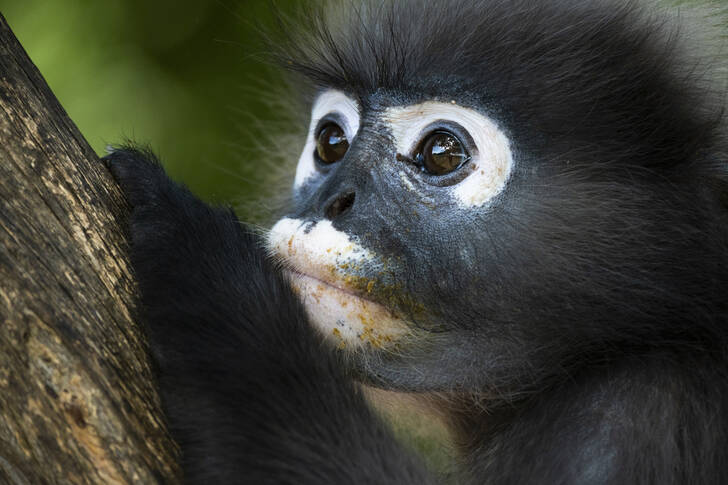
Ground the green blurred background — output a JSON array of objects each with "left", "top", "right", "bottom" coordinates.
[{"left": 1, "top": 0, "right": 298, "bottom": 214}]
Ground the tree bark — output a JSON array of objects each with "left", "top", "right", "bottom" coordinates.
[{"left": 0, "top": 13, "right": 181, "bottom": 485}]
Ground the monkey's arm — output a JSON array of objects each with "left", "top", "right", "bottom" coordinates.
[{"left": 104, "top": 148, "right": 435, "bottom": 484}]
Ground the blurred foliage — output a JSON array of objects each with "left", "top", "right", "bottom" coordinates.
[{"left": 1, "top": 0, "right": 298, "bottom": 210}]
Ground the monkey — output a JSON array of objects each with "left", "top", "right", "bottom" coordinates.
[{"left": 104, "top": 0, "right": 728, "bottom": 483}]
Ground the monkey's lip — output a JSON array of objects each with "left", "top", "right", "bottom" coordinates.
[
  {"left": 283, "top": 268, "right": 409, "bottom": 347},
  {"left": 284, "top": 268, "right": 388, "bottom": 310}
]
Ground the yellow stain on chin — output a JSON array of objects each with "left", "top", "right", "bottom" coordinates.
[{"left": 288, "top": 272, "right": 408, "bottom": 349}]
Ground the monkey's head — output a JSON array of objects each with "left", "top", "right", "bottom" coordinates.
[{"left": 266, "top": 0, "right": 728, "bottom": 394}]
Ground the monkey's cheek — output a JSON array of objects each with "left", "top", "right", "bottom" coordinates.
[{"left": 287, "top": 272, "right": 409, "bottom": 349}]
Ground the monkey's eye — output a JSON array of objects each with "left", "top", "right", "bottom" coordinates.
[
  {"left": 414, "top": 131, "right": 470, "bottom": 175},
  {"left": 315, "top": 122, "right": 349, "bottom": 164}
]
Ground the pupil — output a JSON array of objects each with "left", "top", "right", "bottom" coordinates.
[
  {"left": 316, "top": 124, "right": 349, "bottom": 164},
  {"left": 423, "top": 132, "right": 467, "bottom": 175}
]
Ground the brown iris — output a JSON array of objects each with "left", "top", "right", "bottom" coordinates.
[
  {"left": 315, "top": 123, "right": 349, "bottom": 164},
  {"left": 415, "top": 131, "right": 469, "bottom": 175}
]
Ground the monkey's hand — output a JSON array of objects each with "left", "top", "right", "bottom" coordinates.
[
  {"left": 104, "top": 147, "right": 433, "bottom": 485},
  {"left": 104, "top": 146, "right": 290, "bottom": 370}
]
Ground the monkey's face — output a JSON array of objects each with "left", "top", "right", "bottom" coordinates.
[{"left": 266, "top": 89, "right": 524, "bottom": 387}]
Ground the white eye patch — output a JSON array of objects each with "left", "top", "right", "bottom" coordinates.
[
  {"left": 294, "top": 90, "right": 360, "bottom": 188},
  {"left": 383, "top": 102, "right": 514, "bottom": 207}
]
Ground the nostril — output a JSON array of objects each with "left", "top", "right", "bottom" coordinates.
[{"left": 325, "top": 192, "right": 356, "bottom": 220}]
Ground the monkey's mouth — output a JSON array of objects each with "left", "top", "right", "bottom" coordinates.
[
  {"left": 286, "top": 268, "right": 374, "bottom": 304},
  {"left": 268, "top": 217, "right": 410, "bottom": 347},
  {"left": 284, "top": 269, "right": 409, "bottom": 348}
]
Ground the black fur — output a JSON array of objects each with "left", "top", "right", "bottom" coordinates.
[{"left": 107, "top": 0, "right": 728, "bottom": 483}]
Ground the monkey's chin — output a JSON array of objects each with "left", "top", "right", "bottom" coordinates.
[{"left": 285, "top": 271, "right": 409, "bottom": 349}]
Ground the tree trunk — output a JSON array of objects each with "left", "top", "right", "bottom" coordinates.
[{"left": 0, "top": 14, "right": 181, "bottom": 485}]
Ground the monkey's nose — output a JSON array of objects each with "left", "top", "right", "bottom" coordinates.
[{"left": 325, "top": 192, "right": 356, "bottom": 220}]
